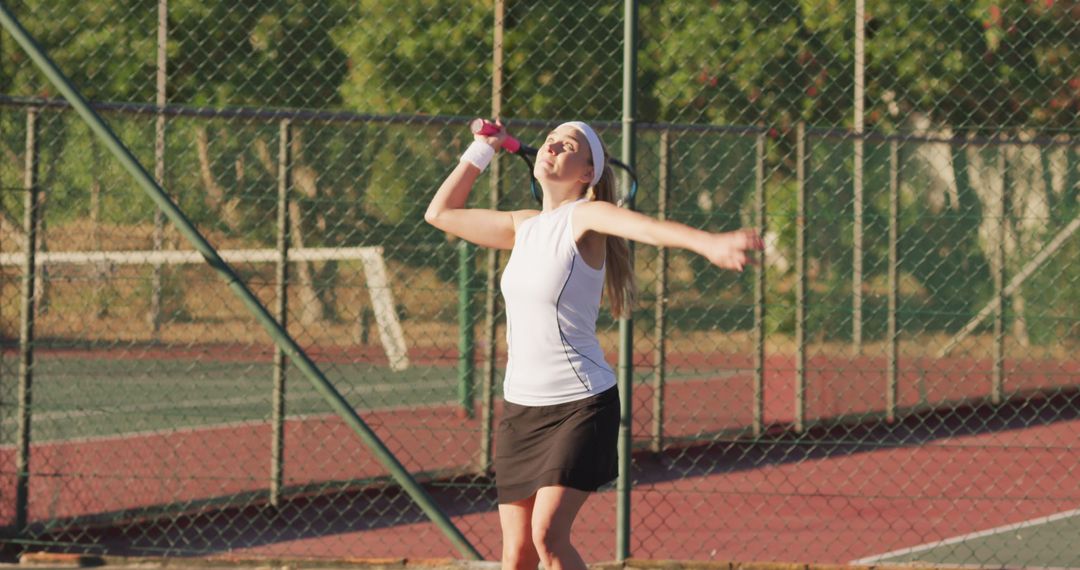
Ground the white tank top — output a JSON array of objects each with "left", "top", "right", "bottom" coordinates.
[{"left": 499, "top": 199, "right": 617, "bottom": 406}]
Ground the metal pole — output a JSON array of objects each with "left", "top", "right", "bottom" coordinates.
[
  {"left": 16, "top": 106, "right": 40, "bottom": 532},
  {"left": 480, "top": 0, "right": 505, "bottom": 472},
  {"left": 270, "top": 118, "right": 291, "bottom": 507},
  {"left": 0, "top": 8, "right": 481, "bottom": 558},
  {"left": 852, "top": 0, "right": 865, "bottom": 354},
  {"left": 993, "top": 143, "right": 1007, "bottom": 405},
  {"left": 480, "top": 250, "right": 499, "bottom": 465},
  {"left": 149, "top": 0, "right": 167, "bottom": 335},
  {"left": 480, "top": 208, "right": 499, "bottom": 466},
  {"left": 886, "top": 140, "right": 899, "bottom": 422},
  {"left": 1067, "top": 139, "right": 1075, "bottom": 201},
  {"left": 650, "top": 129, "right": 669, "bottom": 454},
  {"left": 753, "top": 132, "right": 766, "bottom": 436},
  {"left": 458, "top": 240, "right": 476, "bottom": 418},
  {"left": 616, "top": 0, "right": 638, "bottom": 561},
  {"left": 795, "top": 122, "right": 807, "bottom": 433}
]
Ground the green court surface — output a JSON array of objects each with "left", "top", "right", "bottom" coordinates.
[
  {"left": 857, "top": 508, "right": 1080, "bottom": 568},
  {"left": 1, "top": 354, "right": 705, "bottom": 443},
  {"left": 2, "top": 356, "right": 467, "bottom": 442}
]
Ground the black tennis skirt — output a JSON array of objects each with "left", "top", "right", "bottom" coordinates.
[{"left": 495, "top": 386, "right": 620, "bottom": 504}]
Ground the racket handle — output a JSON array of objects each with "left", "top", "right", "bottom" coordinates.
[{"left": 469, "top": 118, "right": 521, "bottom": 153}]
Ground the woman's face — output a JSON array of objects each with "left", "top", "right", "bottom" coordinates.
[{"left": 533, "top": 125, "right": 593, "bottom": 187}]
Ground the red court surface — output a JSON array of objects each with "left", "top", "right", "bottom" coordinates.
[{"left": 214, "top": 411, "right": 1080, "bottom": 563}]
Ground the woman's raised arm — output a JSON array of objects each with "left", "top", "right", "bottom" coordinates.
[
  {"left": 424, "top": 159, "right": 521, "bottom": 250},
  {"left": 425, "top": 126, "right": 537, "bottom": 250}
]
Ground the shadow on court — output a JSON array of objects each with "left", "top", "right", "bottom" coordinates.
[{"left": 634, "top": 387, "right": 1080, "bottom": 483}]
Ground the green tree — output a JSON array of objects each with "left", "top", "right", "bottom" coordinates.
[
  {"left": 169, "top": 0, "right": 349, "bottom": 109},
  {"left": 334, "top": 0, "right": 489, "bottom": 115},
  {"left": 4, "top": 0, "right": 158, "bottom": 101},
  {"left": 866, "top": 0, "right": 1079, "bottom": 131}
]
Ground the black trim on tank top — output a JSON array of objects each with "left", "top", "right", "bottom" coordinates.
[
  {"left": 505, "top": 316, "right": 514, "bottom": 382},
  {"left": 556, "top": 252, "right": 613, "bottom": 390}
]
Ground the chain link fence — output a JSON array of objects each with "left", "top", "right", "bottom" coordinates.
[{"left": 1, "top": 0, "right": 1077, "bottom": 566}]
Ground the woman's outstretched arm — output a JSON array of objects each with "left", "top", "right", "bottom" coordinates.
[{"left": 574, "top": 200, "right": 763, "bottom": 271}]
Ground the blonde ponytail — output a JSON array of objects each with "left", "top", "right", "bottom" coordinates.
[{"left": 585, "top": 158, "right": 636, "bottom": 319}]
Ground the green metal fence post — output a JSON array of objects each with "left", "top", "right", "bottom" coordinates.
[
  {"left": 270, "top": 118, "right": 291, "bottom": 508},
  {"left": 795, "top": 122, "right": 807, "bottom": 433},
  {"left": 149, "top": 0, "right": 167, "bottom": 335},
  {"left": 480, "top": 238, "right": 498, "bottom": 466},
  {"left": 754, "top": 131, "right": 766, "bottom": 436},
  {"left": 616, "top": 0, "right": 638, "bottom": 562},
  {"left": 852, "top": 0, "right": 865, "bottom": 354},
  {"left": 479, "top": 0, "right": 505, "bottom": 472},
  {"left": 993, "top": 141, "right": 1007, "bottom": 405},
  {"left": 887, "top": 139, "right": 899, "bottom": 422},
  {"left": 650, "top": 129, "right": 668, "bottom": 454},
  {"left": 0, "top": 7, "right": 481, "bottom": 559},
  {"left": 15, "top": 105, "right": 40, "bottom": 533},
  {"left": 458, "top": 240, "right": 476, "bottom": 418}
]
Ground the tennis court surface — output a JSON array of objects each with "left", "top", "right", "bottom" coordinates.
[
  {"left": 3, "top": 345, "right": 1076, "bottom": 566},
  {"left": 855, "top": 508, "right": 1080, "bottom": 568}
]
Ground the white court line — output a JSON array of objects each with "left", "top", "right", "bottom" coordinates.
[
  {"left": 0, "top": 380, "right": 463, "bottom": 448},
  {"left": 0, "top": 379, "right": 448, "bottom": 425},
  {"left": 851, "top": 506, "right": 1080, "bottom": 564},
  {"left": 0, "top": 246, "right": 381, "bottom": 266},
  {"left": 0, "top": 395, "right": 465, "bottom": 449}
]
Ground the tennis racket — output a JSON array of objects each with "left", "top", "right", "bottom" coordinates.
[{"left": 470, "top": 118, "right": 638, "bottom": 207}]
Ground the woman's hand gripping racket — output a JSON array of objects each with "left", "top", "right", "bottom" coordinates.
[{"left": 470, "top": 119, "right": 639, "bottom": 207}]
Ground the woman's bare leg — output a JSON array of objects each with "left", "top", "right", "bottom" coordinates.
[
  {"left": 499, "top": 495, "right": 540, "bottom": 570},
  {"left": 530, "top": 486, "right": 590, "bottom": 570}
]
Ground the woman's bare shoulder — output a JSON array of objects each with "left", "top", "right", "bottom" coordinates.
[{"left": 510, "top": 209, "right": 541, "bottom": 230}]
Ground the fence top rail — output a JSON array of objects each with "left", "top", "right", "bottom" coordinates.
[
  {"left": 0, "top": 94, "right": 760, "bottom": 134},
  {"left": 0, "top": 93, "right": 472, "bottom": 128},
  {"left": 1, "top": 94, "right": 1075, "bottom": 146},
  {"left": 805, "top": 125, "right": 1077, "bottom": 148}
]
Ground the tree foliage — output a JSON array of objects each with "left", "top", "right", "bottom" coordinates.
[{"left": 2, "top": 0, "right": 1075, "bottom": 336}]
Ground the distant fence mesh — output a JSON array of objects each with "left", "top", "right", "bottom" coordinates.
[{"left": 1, "top": 0, "right": 1078, "bottom": 566}]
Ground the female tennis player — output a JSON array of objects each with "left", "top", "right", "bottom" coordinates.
[{"left": 425, "top": 120, "right": 762, "bottom": 570}]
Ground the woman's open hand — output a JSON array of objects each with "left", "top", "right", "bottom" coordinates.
[{"left": 699, "top": 228, "right": 764, "bottom": 271}]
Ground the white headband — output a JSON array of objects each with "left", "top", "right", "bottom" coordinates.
[{"left": 558, "top": 121, "right": 605, "bottom": 188}]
